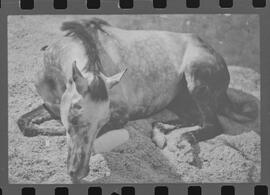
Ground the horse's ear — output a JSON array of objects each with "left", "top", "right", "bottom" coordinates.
[
  {"left": 100, "top": 68, "right": 127, "bottom": 89},
  {"left": 72, "top": 61, "right": 88, "bottom": 94}
]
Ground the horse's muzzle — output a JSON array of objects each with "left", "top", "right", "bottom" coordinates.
[{"left": 67, "top": 144, "right": 91, "bottom": 181}]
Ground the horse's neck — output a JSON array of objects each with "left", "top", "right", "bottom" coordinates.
[{"left": 95, "top": 30, "right": 125, "bottom": 76}]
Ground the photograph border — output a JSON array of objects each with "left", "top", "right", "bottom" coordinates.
[{"left": 1, "top": 0, "right": 269, "bottom": 194}]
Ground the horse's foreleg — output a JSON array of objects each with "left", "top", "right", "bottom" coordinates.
[{"left": 17, "top": 104, "right": 66, "bottom": 137}]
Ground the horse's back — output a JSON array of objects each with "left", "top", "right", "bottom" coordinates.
[{"left": 97, "top": 27, "right": 192, "bottom": 117}]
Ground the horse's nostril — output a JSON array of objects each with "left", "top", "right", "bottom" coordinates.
[
  {"left": 69, "top": 170, "right": 75, "bottom": 177},
  {"left": 73, "top": 103, "right": 82, "bottom": 110},
  {"left": 86, "top": 166, "right": 90, "bottom": 174},
  {"left": 70, "top": 116, "right": 79, "bottom": 125}
]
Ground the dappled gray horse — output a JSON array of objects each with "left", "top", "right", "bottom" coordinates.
[{"left": 17, "top": 18, "right": 258, "bottom": 182}]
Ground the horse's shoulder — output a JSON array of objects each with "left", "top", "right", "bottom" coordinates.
[{"left": 43, "top": 37, "right": 88, "bottom": 71}]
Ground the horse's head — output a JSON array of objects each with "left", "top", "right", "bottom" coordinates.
[{"left": 60, "top": 61, "right": 126, "bottom": 182}]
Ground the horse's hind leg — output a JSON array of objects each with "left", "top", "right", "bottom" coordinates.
[
  {"left": 153, "top": 75, "right": 224, "bottom": 147},
  {"left": 154, "top": 76, "right": 200, "bottom": 135},
  {"left": 151, "top": 77, "right": 201, "bottom": 148},
  {"left": 181, "top": 84, "right": 223, "bottom": 145},
  {"left": 17, "top": 103, "right": 66, "bottom": 137}
]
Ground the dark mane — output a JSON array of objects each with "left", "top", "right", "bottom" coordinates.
[
  {"left": 88, "top": 75, "right": 108, "bottom": 102},
  {"left": 61, "top": 21, "right": 102, "bottom": 73},
  {"left": 82, "top": 17, "right": 111, "bottom": 33}
]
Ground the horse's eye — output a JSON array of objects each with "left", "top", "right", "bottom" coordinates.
[{"left": 72, "top": 103, "right": 82, "bottom": 110}]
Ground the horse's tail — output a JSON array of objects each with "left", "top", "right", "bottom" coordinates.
[
  {"left": 61, "top": 21, "right": 101, "bottom": 72},
  {"left": 219, "top": 88, "right": 259, "bottom": 122}
]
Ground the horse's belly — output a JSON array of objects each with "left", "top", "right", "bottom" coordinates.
[{"left": 110, "top": 67, "right": 181, "bottom": 119}]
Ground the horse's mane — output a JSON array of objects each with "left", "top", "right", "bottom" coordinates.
[
  {"left": 83, "top": 17, "right": 111, "bottom": 33},
  {"left": 61, "top": 19, "right": 110, "bottom": 73}
]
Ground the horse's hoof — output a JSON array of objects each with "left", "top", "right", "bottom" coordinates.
[
  {"left": 180, "top": 132, "right": 197, "bottom": 145},
  {"left": 152, "top": 126, "right": 167, "bottom": 149},
  {"left": 151, "top": 121, "right": 163, "bottom": 129}
]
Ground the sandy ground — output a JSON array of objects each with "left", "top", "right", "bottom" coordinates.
[{"left": 8, "top": 16, "right": 261, "bottom": 184}]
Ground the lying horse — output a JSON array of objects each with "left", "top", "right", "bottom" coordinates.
[{"left": 17, "top": 18, "right": 258, "bottom": 182}]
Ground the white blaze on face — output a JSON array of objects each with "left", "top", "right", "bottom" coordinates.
[
  {"left": 60, "top": 79, "right": 77, "bottom": 130},
  {"left": 60, "top": 79, "right": 109, "bottom": 180},
  {"left": 60, "top": 60, "right": 127, "bottom": 180},
  {"left": 60, "top": 75, "right": 110, "bottom": 134},
  {"left": 60, "top": 78, "right": 86, "bottom": 125}
]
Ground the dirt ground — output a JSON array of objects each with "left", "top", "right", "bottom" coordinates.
[{"left": 8, "top": 15, "right": 261, "bottom": 184}]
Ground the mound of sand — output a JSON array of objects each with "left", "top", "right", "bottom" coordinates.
[{"left": 82, "top": 118, "right": 260, "bottom": 183}]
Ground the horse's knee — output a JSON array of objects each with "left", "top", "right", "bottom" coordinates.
[
  {"left": 17, "top": 114, "right": 29, "bottom": 135},
  {"left": 17, "top": 106, "right": 39, "bottom": 133},
  {"left": 17, "top": 104, "right": 54, "bottom": 136},
  {"left": 17, "top": 114, "right": 39, "bottom": 137}
]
